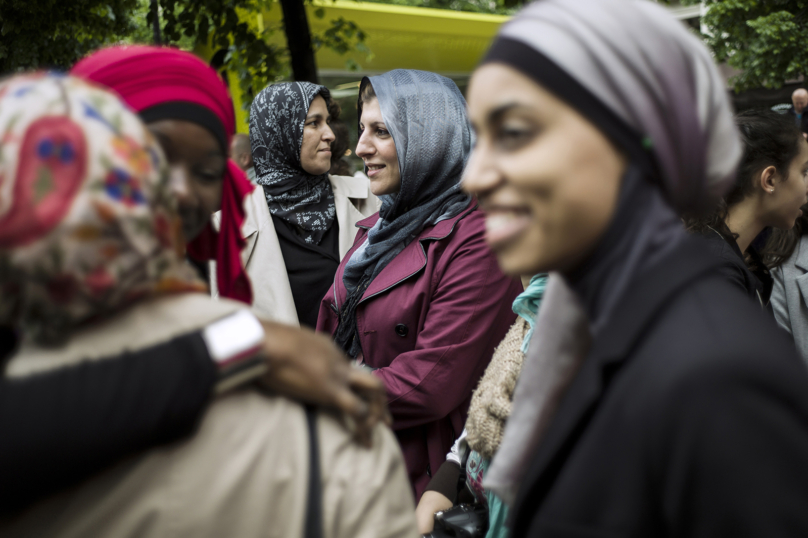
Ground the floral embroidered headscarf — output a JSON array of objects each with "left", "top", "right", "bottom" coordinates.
[{"left": 0, "top": 73, "right": 206, "bottom": 345}]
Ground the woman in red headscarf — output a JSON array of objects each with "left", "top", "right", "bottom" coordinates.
[
  {"left": 72, "top": 46, "right": 253, "bottom": 303},
  {"left": 0, "top": 49, "right": 392, "bottom": 515}
]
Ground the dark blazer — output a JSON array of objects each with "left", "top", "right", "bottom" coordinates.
[
  {"left": 510, "top": 237, "right": 808, "bottom": 537},
  {"left": 699, "top": 228, "right": 772, "bottom": 307},
  {"left": 788, "top": 106, "right": 808, "bottom": 135}
]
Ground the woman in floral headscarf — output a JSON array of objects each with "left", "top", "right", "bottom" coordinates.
[{"left": 0, "top": 73, "right": 415, "bottom": 538}]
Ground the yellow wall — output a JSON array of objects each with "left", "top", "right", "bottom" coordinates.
[
  {"left": 219, "top": 1, "right": 509, "bottom": 132},
  {"left": 259, "top": 0, "right": 508, "bottom": 75}
]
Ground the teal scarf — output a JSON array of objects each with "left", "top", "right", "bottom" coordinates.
[{"left": 511, "top": 274, "right": 548, "bottom": 353}]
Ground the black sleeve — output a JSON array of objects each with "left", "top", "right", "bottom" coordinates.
[
  {"left": 424, "top": 460, "right": 463, "bottom": 503},
  {"left": 0, "top": 331, "right": 217, "bottom": 515}
]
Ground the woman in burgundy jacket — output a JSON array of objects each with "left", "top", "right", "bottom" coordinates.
[{"left": 316, "top": 70, "right": 522, "bottom": 499}]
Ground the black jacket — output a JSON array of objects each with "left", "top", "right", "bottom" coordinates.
[
  {"left": 787, "top": 106, "right": 808, "bottom": 135},
  {"left": 511, "top": 237, "right": 808, "bottom": 537},
  {"left": 699, "top": 228, "right": 772, "bottom": 307},
  {"left": 0, "top": 331, "right": 215, "bottom": 514}
]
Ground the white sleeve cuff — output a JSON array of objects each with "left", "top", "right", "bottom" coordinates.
[{"left": 202, "top": 310, "right": 267, "bottom": 394}]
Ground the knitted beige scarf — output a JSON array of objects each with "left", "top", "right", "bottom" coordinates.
[{"left": 465, "top": 317, "right": 530, "bottom": 460}]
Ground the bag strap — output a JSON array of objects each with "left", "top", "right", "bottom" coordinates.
[{"left": 304, "top": 405, "right": 323, "bottom": 538}]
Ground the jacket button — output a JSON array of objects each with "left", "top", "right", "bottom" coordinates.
[{"left": 395, "top": 324, "right": 408, "bottom": 337}]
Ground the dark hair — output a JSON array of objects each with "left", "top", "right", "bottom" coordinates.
[
  {"left": 327, "top": 98, "right": 341, "bottom": 123},
  {"left": 329, "top": 120, "right": 352, "bottom": 176},
  {"left": 764, "top": 208, "right": 808, "bottom": 267},
  {"left": 358, "top": 79, "right": 376, "bottom": 108},
  {"left": 356, "top": 79, "right": 377, "bottom": 136},
  {"left": 685, "top": 109, "right": 804, "bottom": 241}
]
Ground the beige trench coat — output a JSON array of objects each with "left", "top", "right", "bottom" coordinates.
[
  {"left": 1, "top": 294, "right": 417, "bottom": 538},
  {"left": 211, "top": 174, "right": 380, "bottom": 326}
]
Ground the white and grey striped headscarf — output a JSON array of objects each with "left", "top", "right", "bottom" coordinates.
[
  {"left": 483, "top": 0, "right": 743, "bottom": 505},
  {"left": 484, "top": 0, "right": 740, "bottom": 211}
]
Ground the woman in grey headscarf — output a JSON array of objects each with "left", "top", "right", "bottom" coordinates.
[
  {"left": 461, "top": 0, "right": 808, "bottom": 536},
  {"left": 317, "top": 70, "right": 523, "bottom": 498}
]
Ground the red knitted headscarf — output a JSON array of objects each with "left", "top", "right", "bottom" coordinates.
[{"left": 72, "top": 45, "right": 254, "bottom": 304}]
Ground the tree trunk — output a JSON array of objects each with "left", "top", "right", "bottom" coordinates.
[
  {"left": 279, "top": 0, "right": 319, "bottom": 84},
  {"left": 151, "top": 0, "right": 162, "bottom": 45}
]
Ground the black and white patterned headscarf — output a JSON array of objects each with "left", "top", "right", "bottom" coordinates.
[{"left": 249, "top": 82, "right": 335, "bottom": 244}]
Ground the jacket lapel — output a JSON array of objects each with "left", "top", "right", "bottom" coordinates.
[
  {"left": 360, "top": 202, "right": 477, "bottom": 303},
  {"left": 794, "top": 237, "right": 808, "bottom": 273},
  {"left": 513, "top": 237, "right": 722, "bottom": 518}
]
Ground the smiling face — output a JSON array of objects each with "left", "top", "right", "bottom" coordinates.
[
  {"left": 356, "top": 97, "right": 401, "bottom": 196},
  {"left": 463, "top": 63, "right": 627, "bottom": 276},
  {"left": 765, "top": 139, "right": 808, "bottom": 229},
  {"left": 147, "top": 119, "right": 226, "bottom": 242},
  {"left": 300, "top": 95, "right": 335, "bottom": 176}
]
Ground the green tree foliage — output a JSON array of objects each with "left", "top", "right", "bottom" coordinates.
[
  {"left": 694, "top": 0, "right": 808, "bottom": 91},
  {"left": 0, "top": 0, "right": 138, "bottom": 73},
  {"left": 150, "top": 0, "right": 368, "bottom": 107},
  {"left": 151, "top": 0, "right": 285, "bottom": 104},
  {"left": 1, "top": 0, "right": 366, "bottom": 108}
]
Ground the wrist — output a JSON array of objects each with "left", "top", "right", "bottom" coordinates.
[{"left": 202, "top": 309, "right": 267, "bottom": 394}]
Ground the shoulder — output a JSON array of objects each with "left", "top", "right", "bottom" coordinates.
[
  {"left": 239, "top": 185, "right": 272, "bottom": 234},
  {"left": 426, "top": 202, "right": 485, "bottom": 243},
  {"left": 630, "top": 273, "right": 805, "bottom": 412},
  {"left": 329, "top": 174, "right": 372, "bottom": 199},
  {"left": 698, "top": 230, "right": 742, "bottom": 265},
  {"left": 696, "top": 231, "right": 754, "bottom": 290}
]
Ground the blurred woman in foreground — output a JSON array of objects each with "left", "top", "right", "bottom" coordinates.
[
  {"left": 462, "top": 0, "right": 808, "bottom": 536},
  {"left": 0, "top": 73, "right": 416, "bottom": 538}
]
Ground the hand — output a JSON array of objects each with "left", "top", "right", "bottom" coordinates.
[
  {"left": 415, "top": 491, "right": 454, "bottom": 534},
  {"left": 258, "top": 320, "right": 391, "bottom": 447}
]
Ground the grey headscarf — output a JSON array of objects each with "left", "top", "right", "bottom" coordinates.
[
  {"left": 482, "top": 0, "right": 742, "bottom": 504},
  {"left": 334, "top": 70, "right": 472, "bottom": 358},
  {"left": 249, "top": 82, "right": 335, "bottom": 244}
]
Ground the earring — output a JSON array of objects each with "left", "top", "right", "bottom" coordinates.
[{"left": 771, "top": 189, "right": 775, "bottom": 193}]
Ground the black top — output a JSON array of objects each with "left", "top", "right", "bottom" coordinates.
[
  {"left": 510, "top": 236, "right": 808, "bottom": 537},
  {"left": 699, "top": 228, "right": 773, "bottom": 307},
  {"left": 0, "top": 331, "right": 215, "bottom": 515},
  {"left": 272, "top": 215, "right": 340, "bottom": 328}
]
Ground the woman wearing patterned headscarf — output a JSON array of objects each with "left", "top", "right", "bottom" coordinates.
[
  {"left": 317, "top": 70, "right": 523, "bottom": 499},
  {"left": 461, "top": 0, "right": 808, "bottom": 535},
  {"left": 0, "top": 73, "right": 416, "bottom": 538},
  {"left": 248, "top": 82, "right": 379, "bottom": 328}
]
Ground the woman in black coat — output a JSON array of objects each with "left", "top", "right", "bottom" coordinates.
[
  {"left": 686, "top": 110, "right": 808, "bottom": 309},
  {"left": 462, "top": 0, "right": 808, "bottom": 536}
]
